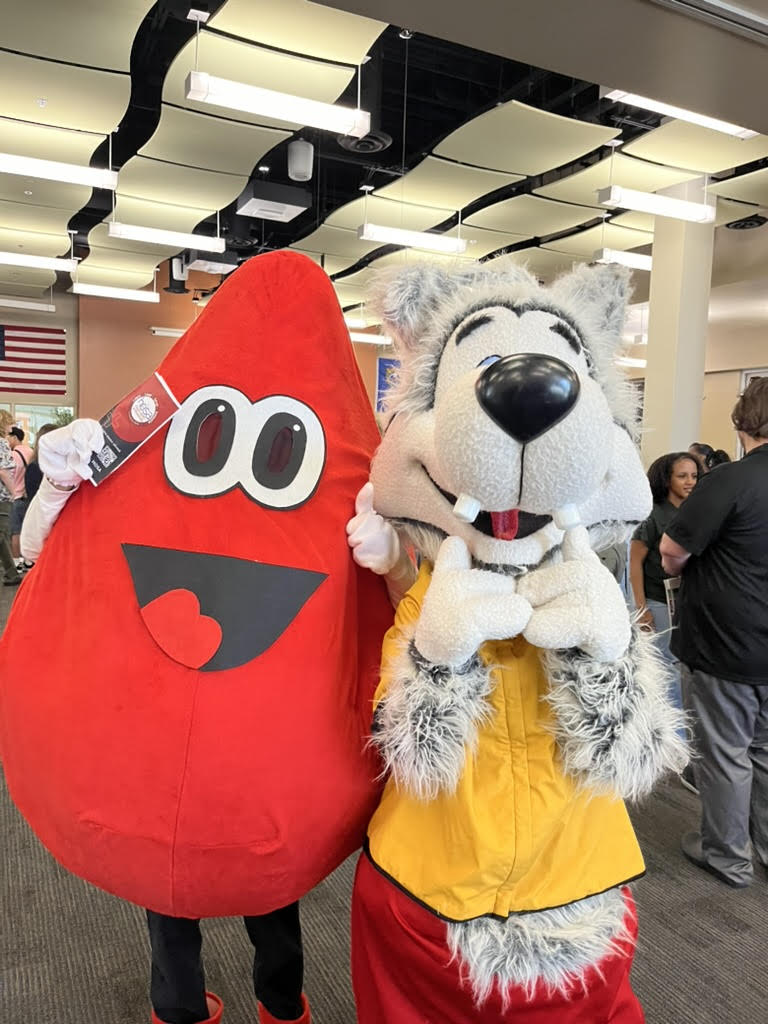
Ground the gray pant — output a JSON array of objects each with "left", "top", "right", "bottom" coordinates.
[
  {"left": 0, "top": 499, "right": 19, "bottom": 583},
  {"left": 683, "top": 664, "right": 768, "bottom": 885}
]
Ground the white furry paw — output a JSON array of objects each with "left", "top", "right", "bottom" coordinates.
[
  {"left": 517, "top": 526, "right": 630, "bottom": 663},
  {"left": 414, "top": 536, "right": 532, "bottom": 668}
]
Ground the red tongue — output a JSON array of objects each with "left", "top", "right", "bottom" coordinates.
[
  {"left": 140, "top": 589, "right": 223, "bottom": 669},
  {"left": 490, "top": 509, "right": 519, "bottom": 541}
]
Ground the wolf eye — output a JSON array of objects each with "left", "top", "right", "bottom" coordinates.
[{"left": 477, "top": 354, "right": 501, "bottom": 368}]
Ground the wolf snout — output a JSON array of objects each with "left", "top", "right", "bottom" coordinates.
[{"left": 475, "top": 354, "right": 580, "bottom": 444}]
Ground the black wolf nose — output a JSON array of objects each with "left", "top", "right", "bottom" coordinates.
[{"left": 475, "top": 354, "right": 580, "bottom": 444}]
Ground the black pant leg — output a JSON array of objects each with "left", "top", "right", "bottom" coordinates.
[
  {"left": 146, "top": 911, "right": 211, "bottom": 1024},
  {"left": 242, "top": 902, "right": 304, "bottom": 1020}
]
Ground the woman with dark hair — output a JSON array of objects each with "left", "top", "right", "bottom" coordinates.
[
  {"left": 689, "top": 442, "right": 731, "bottom": 473},
  {"left": 629, "top": 452, "right": 699, "bottom": 714}
]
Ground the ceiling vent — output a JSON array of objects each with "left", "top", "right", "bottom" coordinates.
[
  {"left": 725, "top": 213, "right": 768, "bottom": 229},
  {"left": 338, "top": 128, "right": 392, "bottom": 154},
  {"left": 236, "top": 181, "right": 312, "bottom": 222},
  {"left": 185, "top": 250, "right": 239, "bottom": 274}
]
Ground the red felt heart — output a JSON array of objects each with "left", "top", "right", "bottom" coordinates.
[{"left": 140, "top": 589, "right": 223, "bottom": 669}]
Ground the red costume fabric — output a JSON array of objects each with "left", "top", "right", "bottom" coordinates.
[
  {"left": 0, "top": 251, "right": 391, "bottom": 918},
  {"left": 351, "top": 855, "right": 645, "bottom": 1024}
]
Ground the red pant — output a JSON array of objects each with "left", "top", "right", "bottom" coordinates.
[{"left": 351, "top": 854, "right": 645, "bottom": 1024}]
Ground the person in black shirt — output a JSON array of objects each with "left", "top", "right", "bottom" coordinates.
[
  {"left": 630, "top": 452, "right": 698, "bottom": 717},
  {"left": 661, "top": 377, "right": 768, "bottom": 888}
]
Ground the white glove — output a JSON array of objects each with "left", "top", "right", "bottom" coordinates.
[
  {"left": 38, "top": 419, "right": 105, "bottom": 488},
  {"left": 414, "top": 536, "right": 533, "bottom": 668},
  {"left": 517, "top": 525, "right": 632, "bottom": 663},
  {"left": 346, "top": 482, "right": 400, "bottom": 575}
]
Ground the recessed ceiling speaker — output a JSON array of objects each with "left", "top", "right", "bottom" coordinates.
[
  {"left": 288, "top": 140, "right": 314, "bottom": 182},
  {"left": 725, "top": 214, "right": 767, "bottom": 230}
]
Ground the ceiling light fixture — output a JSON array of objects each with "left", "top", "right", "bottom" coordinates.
[
  {"left": 71, "top": 282, "right": 160, "bottom": 303},
  {"left": 602, "top": 87, "right": 758, "bottom": 139},
  {"left": 149, "top": 326, "right": 185, "bottom": 338},
  {"left": 349, "top": 331, "right": 393, "bottom": 346},
  {"left": 185, "top": 251, "right": 238, "bottom": 275},
  {"left": 0, "top": 152, "right": 117, "bottom": 190},
  {"left": 186, "top": 71, "right": 371, "bottom": 138},
  {"left": 0, "top": 251, "right": 77, "bottom": 272},
  {"left": 593, "top": 247, "right": 653, "bottom": 271},
  {"left": 108, "top": 221, "right": 225, "bottom": 253},
  {"left": 357, "top": 222, "right": 468, "bottom": 254},
  {"left": 616, "top": 356, "right": 648, "bottom": 368},
  {"left": 0, "top": 296, "right": 56, "bottom": 312},
  {"left": 597, "top": 185, "right": 715, "bottom": 223},
  {"left": 344, "top": 315, "right": 368, "bottom": 328}
]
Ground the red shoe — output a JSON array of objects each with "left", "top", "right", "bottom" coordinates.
[
  {"left": 258, "top": 993, "right": 311, "bottom": 1023},
  {"left": 151, "top": 992, "right": 223, "bottom": 1024}
]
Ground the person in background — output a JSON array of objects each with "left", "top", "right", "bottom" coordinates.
[
  {"left": 661, "top": 377, "right": 768, "bottom": 889},
  {"left": 689, "top": 442, "right": 731, "bottom": 473},
  {"left": 630, "top": 452, "right": 699, "bottom": 714},
  {"left": 0, "top": 410, "right": 21, "bottom": 587},
  {"left": 7, "top": 425, "right": 33, "bottom": 569},
  {"left": 17, "top": 423, "right": 57, "bottom": 573}
]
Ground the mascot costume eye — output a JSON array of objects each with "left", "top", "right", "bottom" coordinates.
[
  {"left": 349, "top": 259, "right": 688, "bottom": 1024},
  {"left": 0, "top": 251, "right": 393, "bottom": 1023}
]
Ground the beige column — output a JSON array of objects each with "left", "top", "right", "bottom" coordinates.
[{"left": 641, "top": 180, "right": 715, "bottom": 466}]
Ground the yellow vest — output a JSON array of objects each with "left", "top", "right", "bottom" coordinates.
[{"left": 367, "top": 564, "right": 645, "bottom": 922}]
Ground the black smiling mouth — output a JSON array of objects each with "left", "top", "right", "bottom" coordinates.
[
  {"left": 122, "top": 544, "right": 326, "bottom": 672},
  {"left": 422, "top": 466, "right": 552, "bottom": 540}
]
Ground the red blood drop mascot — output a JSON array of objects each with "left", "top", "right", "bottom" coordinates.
[{"left": 0, "top": 251, "right": 392, "bottom": 1024}]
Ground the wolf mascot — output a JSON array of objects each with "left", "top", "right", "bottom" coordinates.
[
  {"left": 348, "top": 260, "right": 687, "bottom": 1023},
  {"left": 0, "top": 251, "right": 392, "bottom": 1024}
]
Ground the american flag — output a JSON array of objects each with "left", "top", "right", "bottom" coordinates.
[{"left": 0, "top": 324, "right": 67, "bottom": 396}]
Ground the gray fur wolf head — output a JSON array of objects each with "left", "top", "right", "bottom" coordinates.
[{"left": 369, "top": 259, "right": 652, "bottom": 571}]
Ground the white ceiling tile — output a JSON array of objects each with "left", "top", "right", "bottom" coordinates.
[
  {"left": 623, "top": 120, "right": 768, "bottom": 175},
  {"left": 375, "top": 156, "right": 522, "bottom": 210}
]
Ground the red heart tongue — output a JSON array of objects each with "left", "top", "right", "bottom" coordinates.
[
  {"left": 490, "top": 509, "right": 519, "bottom": 541},
  {"left": 140, "top": 589, "right": 223, "bottom": 669}
]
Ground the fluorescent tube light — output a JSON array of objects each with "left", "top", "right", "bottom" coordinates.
[
  {"left": 617, "top": 356, "right": 647, "bottom": 368},
  {"left": 150, "top": 326, "right": 185, "bottom": 338},
  {"left": 349, "top": 331, "right": 393, "bottom": 346},
  {"left": 597, "top": 185, "right": 715, "bottom": 223},
  {"left": 593, "top": 247, "right": 653, "bottom": 271},
  {"left": 0, "top": 296, "right": 56, "bottom": 312},
  {"left": 0, "top": 152, "right": 118, "bottom": 190},
  {"left": 602, "top": 87, "right": 758, "bottom": 139},
  {"left": 71, "top": 283, "right": 160, "bottom": 303},
  {"left": 357, "top": 223, "right": 468, "bottom": 254},
  {"left": 344, "top": 315, "right": 368, "bottom": 328},
  {"left": 108, "top": 222, "right": 225, "bottom": 253},
  {"left": 186, "top": 71, "right": 371, "bottom": 139},
  {"left": 0, "top": 251, "right": 77, "bottom": 272}
]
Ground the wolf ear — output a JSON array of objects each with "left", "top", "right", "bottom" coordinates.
[
  {"left": 549, "top": 262, "right": 632, "bottom": 357},
  {"left": 369, "top": 264, "right": 460, "bottom": 349}
]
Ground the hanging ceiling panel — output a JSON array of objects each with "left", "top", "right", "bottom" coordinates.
[
  {"left": 542, "top": 223, "right": 653, "bottom": 259},
  {"left": 0, "top": 266, "right": 56, "bottom": 297},
  {"left": 462, "top": 226, "right": 530, "bottom": 258},
  {"left": 114, "top": 157, "right": 248, "bottom": 216},
  {"left": 535, "top": 153, "right": 697, "bottom": 208},
  {"left": 0, "top": 175, "right": 90, "bottom": 222},
  {"left": 163, "top": 33, "right": 355, "bottom": 132},
  {"left": 139, "top": 106, "right": 291, "bottom": 176},
  {"left": 0, "top": 0, "right": 154, "bottom": 71},
  {"left": 708, "top": 167, "right": 768, "bottom": 206},
  {"left": 623, "top": 120, "right": 768, "bottom": 174},
  {"left": 107, "top": 196, "right": 219, "bottom": 233},
  {"left": 0, "top": 52, "right": 130, "bottom": 136},
  {"left": 290, "top": 225, "right": 379, "bottom": 262},
  {"left": 72, "top": 262, "right": 160, "bottom": 291},
  {"left": 0, "top": 225, "right": 70, "bottom": 257},
  {"left": 367, "top": 249, "right": 476, "bottom": 271},
  {"left": 434, "top": 100, "right": 619, "bottom": 175},
  {"left": 0, "top": 120, "right": 105, "bottom": 165},
  {"left": 326, "top": 194, "right": 454, "bottom": 232},
  {"left": 465, "top": 194, "right": 597, "bottom": 236},
  {"left": 209, "top": 0, "right": 386, "bottom": 64},
  {"left": 334, "top": 283, "right": 369, "bottom": 308},
  {"left": 375, "top": 156, "right": 522, "bottom": 210},
  {"left": 0, "top": 199, "right": 75, "bottom": 237}
]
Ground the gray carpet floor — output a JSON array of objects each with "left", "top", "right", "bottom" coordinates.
[{"left": 2, "top": 585, "right": 766, "bottom": 1024}]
